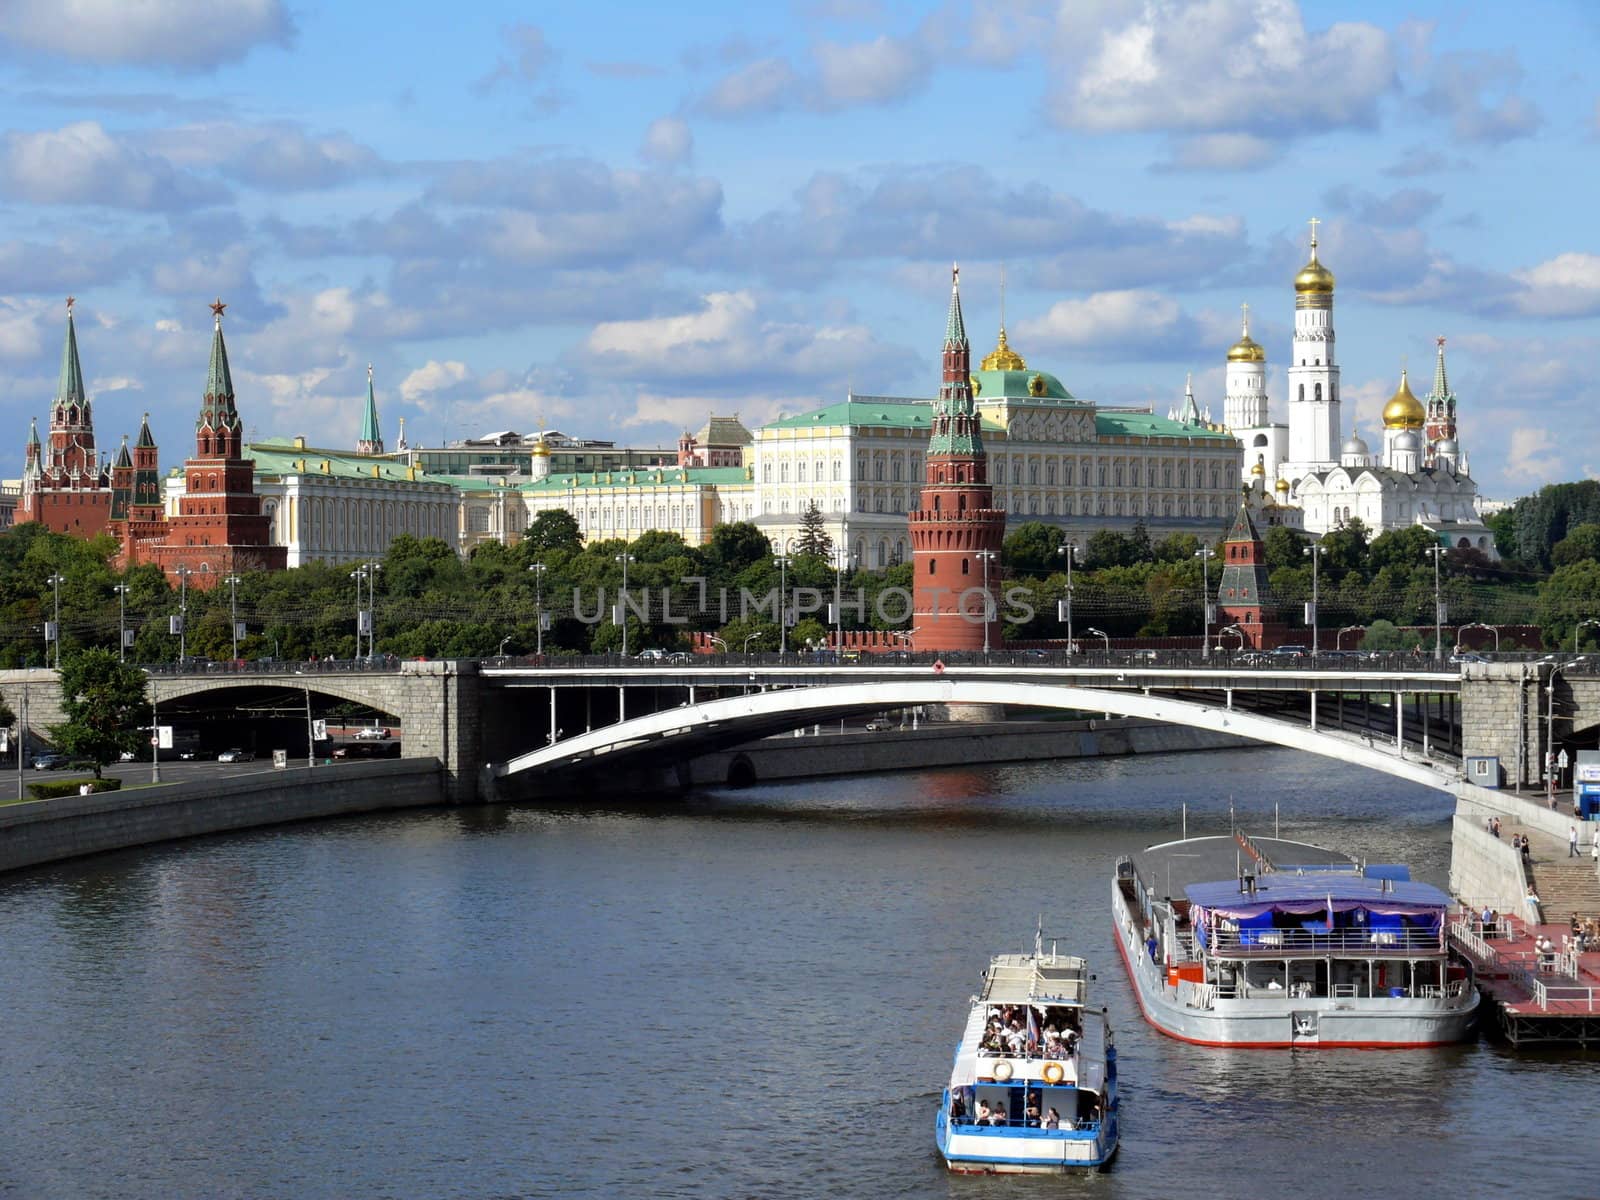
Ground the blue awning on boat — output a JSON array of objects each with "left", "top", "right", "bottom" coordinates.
[{"left": 1185, "top": 873, "right": 1450, "bottom": 917}]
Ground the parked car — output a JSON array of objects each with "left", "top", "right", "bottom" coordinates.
[
  {"left": 118, "top": 750, "right": 138, "bottom": 762},
  {"left": 864, "top": 719, "right": 893, "bottom": 731},
  {"left": 1269, "top": 644, "right": 1308, "bottom": 658},
  {"left": 31, "top": 752, "right": 68, "bottom": 770},
  {"left": 178, "top": 748, "right": 214, "bottom": 761},
  {"left": 665, "top": 651, "right": 695, "bottom": 664},
  {"left": 355, "top": 727, "right": 391, "bottom": 740},
  {"left": 635, "top": 648, "right": 666, "bottom": 661},
  {"left": 216, "top": 748, "right": 256, "bottom": 763}
]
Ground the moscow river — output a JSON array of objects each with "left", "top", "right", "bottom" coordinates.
[{"left": 2, "top": 745, "right": 1598, "bottom": 1199}]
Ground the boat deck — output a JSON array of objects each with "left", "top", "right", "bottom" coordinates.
[{"left": 1128, "top": 835, "right": 1356, "bottom": 898}]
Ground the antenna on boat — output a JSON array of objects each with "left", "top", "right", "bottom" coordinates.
[
  {"left": 1229, "top": 796, "right": 1235, "bottom": 836},
  {"left": 1182, "top": 801, "right": 1187, "bottom": 841},
  {"left": 1275, "top": 800, "right": 1280, "bottom": 840},
  {"left": 1034, "top": 914, "right": 1044, "bottom": 959}
]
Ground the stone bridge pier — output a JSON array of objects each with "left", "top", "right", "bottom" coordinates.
[{"left": 1460, "top": 662, "right": 1600, "bottom": 789}]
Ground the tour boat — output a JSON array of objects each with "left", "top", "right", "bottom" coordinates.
[
  {"left": 1112, "top": 832, "right": 1478, "bottom": 1048},
  {"left": 935, "top": 936, "right": 1119, "bottom": 1172}
]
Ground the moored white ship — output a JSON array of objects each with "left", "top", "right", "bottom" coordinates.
[
  {"left": 935, "top": 937, "right": 1119, "bottom": 1172},
  {"left": 1113, "top": 833, "right": 1478, "bottom": 1048}
]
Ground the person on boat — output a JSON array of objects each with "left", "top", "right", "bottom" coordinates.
[
  {"left": 976, "top": 1100, "right": 991, "bottom": 1124},
  {"left": 949, "top": 1093, "right": 967, "bottom": 1124},
  {"left": 1025, "top": 1098, "right": 1041, "bottom": 1127},
  {"left": 1043, "top": 1108, "right": 1060, "bottom": 1130}
]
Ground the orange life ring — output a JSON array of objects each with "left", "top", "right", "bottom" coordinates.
[{"left": 1042, "top": 1061, "right": 1065, "bottom": 1084}]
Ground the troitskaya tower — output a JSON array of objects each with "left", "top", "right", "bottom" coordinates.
[
  {"left": 1284, "top": 218, "right": 1341, "bottom": 480},
  {"left": 909, "top": 266, "right": 1006, "bottom": 652}
]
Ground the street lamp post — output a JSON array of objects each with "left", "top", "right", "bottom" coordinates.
[
  {"left": 1574, "top": 618, "right": 1600, "bottom": 654},
  {"left": 173, "top": 565, "right": 192, "bottom": 662},
  {"left": 530, "top": 563, "right": 547, "bottom": 657},
  {"left": 1085, "top": 626, "right": 1110, "bottom": 653},
  {"left": 1337, "top": 624, "right": 1364, "bottom": 651},
  {"left": 1057, "top": 542, "right": 1077, "bottom": 655},
  {"left": 1220, "top": 624, "right": 1245, "bottom": 651},
  {"left": 976, "top": 549, "right": 998, "bottom": 655},
  {"left": 1196, "top": 546, "right": 1214, "bottom": 659},
  {"left": 1304, "top": 542, "right": 1324, "bottom": 656},
  {"left": 743, "top": 632, "right": 763, "bottom": 655},
  {"left": 1425, "top": 545, "right": 1445, "bottom": 661},
  {"left": 45, "top": 573, "right": 64, "bottom": 669},
  {"left": 1548, "top": 665, "right": 1566, "bottom": 807},
  {"left": 774, "top": 555, "right": 789, "bottom": 657},
  {"left": 113, "top": 583, "right": 130, "bottom": 663},
  {"left": 224, "top": 574, "right": 241, "bottom": 663},
  {"left": 614, "top": 553, "right": 635, "bottom": 657}
]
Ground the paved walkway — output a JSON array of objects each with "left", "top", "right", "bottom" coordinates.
[{"left": 1454, "top": 909, "right": 1600, "bottom": 1017}]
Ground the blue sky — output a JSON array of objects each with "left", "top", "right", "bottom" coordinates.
[{"left": 0, "top": 0, "right": 1596, "bottom": 501}]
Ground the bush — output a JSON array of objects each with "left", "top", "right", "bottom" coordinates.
[{"left": 27, "top": 776, "right": 124, "bottom": 801}]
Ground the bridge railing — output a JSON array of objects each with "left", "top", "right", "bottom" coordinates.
[{"left": 143, "top": 656, "right": 406, "bottom": 677}]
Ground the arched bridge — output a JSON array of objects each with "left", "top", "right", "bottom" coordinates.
[{"left": 491, "top": 674, "right": 1461, "bottom": 792}]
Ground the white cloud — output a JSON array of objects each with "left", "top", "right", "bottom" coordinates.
[
  {"left": 813, "top": 34, "right": 927, "bottom": 108},
  {"left": 1160, "top": 133, "right": 1278, "bottom": 171},
  {"left": 1509, "top": 254, "right": 1600, "bottom": 319},
  {"left": 0, "top": 299, "right": 48, "bottom": 362},
  {"left": 699, "top": 57, "right": 800, "bottom": 116},
  {"left": 400, "top": 360, "right": 471, "bottom": 405},
  {"left": 148, "top": 122, "right": 387, "bottom": 190},
  {"left": 1012, "top": 289, "right": 1217, "bottom": 360},
  {"left": 1046, "top": 0, "right": 1395, "bottom": 137},
  {"left": 640, "top": 116, "right": 693, "bottom": 166},
  {"left": 0, "top": 121, "right": 223, "bottom": 210},
  {"left": 1416, "top": 51, "right": 1540, "bottom": 143},
  {"left": 624, "top": 390, "right": 788, "bottom": 431},
  {"left": 1506, "top": 427, "right": 1562, "bottom": 481},
  {"left": 0, "top": 0, "right": 292, "bottom": 68}
]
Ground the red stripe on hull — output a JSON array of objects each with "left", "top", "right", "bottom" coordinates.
[{"left": 1109, "top": 915, "right": 1457, "bottom": 1050}]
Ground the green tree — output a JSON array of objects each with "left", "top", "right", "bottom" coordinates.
[
  {"left": 1002, "top": 522, "right": 1065, "bottom": 574},
  {"left": 1552, "top": 523, "right": 1600, "bottom": 568},
  {"left": 50, "top": 648, "right": 148, "bottom": 778},
  {"left": 1360, "top": 619, "right": 1411, "bottom": 651},
  {"left": 1263, "top": 525, "right": 1306, "bottom": 572},
  {"left": 523, "top": 509, "right": 583, "bottom": 555},
  {"left": 705, "top": 522, "right": 771, "bottom": 575},
  {"left": 795, "top": 501, "right": 833, "bottom": 560}
]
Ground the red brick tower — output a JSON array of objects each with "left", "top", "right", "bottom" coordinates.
[
  {"left": 15, "top": 298, "right": 115, "bottom": 535},
  {"left": 152, "top": 300, "right": 286, "bottom": 586},
  {"left": 909, "top": 266, "right": 1006, "bottom": 652},
  {"left": 1216, "top": 503, "right": 1288, "bottom": 650}
]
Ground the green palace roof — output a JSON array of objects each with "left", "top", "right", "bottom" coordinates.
[
  {"left": 1096, "top": 411, "right": 1235, "bottom": 441},
  {"left": 764, "top": 395, "right": 1004, "bottom": 434},
  {"left": 247, "top": 442, "right": 450, "bottom": 484},
  {"left": 970, "top": 367, "right": 1077, "bottom": 403}
]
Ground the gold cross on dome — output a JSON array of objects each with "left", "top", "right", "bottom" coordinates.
[
  {"left": 1241, "top": 301, "right": 1250, "bottom": 334},
  {"left": 1308, "top": 216, "right": 1321, "bottom": 248}
]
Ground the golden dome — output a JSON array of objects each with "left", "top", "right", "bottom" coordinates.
[
  {"left": 980, "top": 326, "right": 1027, "bottom": 372},
  {"left": 1381, "top": 369, "right": 1425, "bottom": 430},
  {"left": 1227, "top": 334, "right": 1265, "bottom": 363},
  {"left": 1250, "top": 454, "right": 1266, "bottom": 477},
  {"left": 1295, "top": 221, "right": 1335, "bottom": 294},
  {"left": 531, "top": 433, "right": 551, "bottom": 457},
  {"left": 1275, "top": 476, "right": 1290, "bottom": 493}
]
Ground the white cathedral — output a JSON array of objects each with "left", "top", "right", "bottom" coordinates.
[{"left": 1219, "top": 221, "right": 1496, "bottom": 559}]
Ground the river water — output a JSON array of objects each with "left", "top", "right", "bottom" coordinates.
[{"left": 1, "top": 746, "right": 1596, "bottom": 1199}]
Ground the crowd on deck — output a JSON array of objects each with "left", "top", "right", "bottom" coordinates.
[{"left": 976, "top": 1004, "right": 1081, "bottom": 1059}]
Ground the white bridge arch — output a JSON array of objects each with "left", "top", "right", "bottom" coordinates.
[{"left": 495, "top": 679, "right": 1457, "bottom": 790}]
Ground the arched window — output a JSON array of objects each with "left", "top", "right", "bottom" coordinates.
[
  {"left": 1029, "top": 462, "right": 1038, "bottom": 484},
  {"left": 1012, "top": 462, "right": 1020, "bottom": 484},
  {"left": 833, "top": 460, "right": 841, "bottom": 481},
  {"left": 892, "top": 459, "right": 902, "bottom": 482},
  {"left": 875, "top": 459, "right": 884, "bottom": 481},
  {"left": 1046, "top": 461, "right": 1056, "bottom": 485},
  {"left": 797, "top": 461, "right": 806, "bottom": 482},
  {"left": 1298, "top": 384, "right": 1305, "bottom": 402},
  {"left": 1314, "top": 383, "right": 1322, "bottom": 403}
]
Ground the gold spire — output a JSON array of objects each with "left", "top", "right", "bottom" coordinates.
[
  {"left": 981, "top": 265, "right": 1027, "bottom": 371},
  {"left": 1294, "top": 216, "right": 1335, "bottom": 300},
  {"left": 531, "top": 416, "right": 551, "bottom": 457},
  {"left": 1381, "top": 368, "right": 1425, "bottom": 430},
  {"left": 1226, "top": 300, "right": 1265, "bottom": 362}
]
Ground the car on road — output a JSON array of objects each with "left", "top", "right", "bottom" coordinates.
[
  {"left": 1449, "top": 651, "right": 1489, "bottom": 664},
  {"left": 665, "top": 651, "right": 695, "bottom": 664},
  {"left": 1269, "top": 644, "right": 1309, "bottom": 658},
  {"left": 178, "top": 748, "right": 214, "bottom": 761},
  {"left": 118, "top": 750, "right": 138, "bottom": 761},
  {"left": 354, "top": 727, "right": 390, "bottom": 740},
  {"left": 30, "top": 752, "right": 68, "bottom": 770},
  {"left": 635, "top": 649, "right": 666, "bottom": 661},
  {"left": 864, "top": 719, "right": 893, "bottom": 731},
  {"left": 216, "top": 748, "right": 256, "bottom": 763}
]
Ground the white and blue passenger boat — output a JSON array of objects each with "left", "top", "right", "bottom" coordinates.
[
  {"left": 1113, "top": 833, "right": 1479, "bottom": 1047},
  {"left": 936, "top": 936, "right": 1118, "bottom": 1173}
]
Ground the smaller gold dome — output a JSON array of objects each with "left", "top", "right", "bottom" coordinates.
[
  {"left": 1275, "top": 476, "right": 1289, "bottom": 493},
  {"left": 531, "top": 435, "right": 551, "bottom": 457},
  {"left": 1381, "top": 369, "right": 1425, "bottom": 430},
  {"left": 1227, "top": 334, "right": 1265, "bottom": 363},
  {"left": 1250, "top": 454, "right": 1266, "bottom": 477},
  {"left": 980, "top": 326, "right": 1027, "bottom": 372}
]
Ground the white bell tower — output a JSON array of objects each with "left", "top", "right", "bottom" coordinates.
[{"left": 1284, "top": 218, "right": 1341, "bottom": 478}]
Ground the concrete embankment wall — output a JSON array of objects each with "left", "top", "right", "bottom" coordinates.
[
  {"left": 688, "top": 718, "right": 1248, "bottom": 788},
  {"left": 1454, "top": 781, "right": 1577, "bottom": 842},
  {"left": 1449, "top": 813, "right": 1529, "bottom": 916},
  {"left": 0, "top": 758, "right": 444, "bottom": 875}
]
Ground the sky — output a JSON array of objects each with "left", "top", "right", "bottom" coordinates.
[{"left": 0, "top": 0, "right": 1596, "bottom": 502}]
